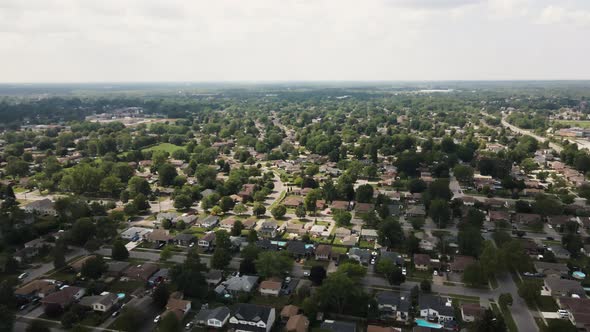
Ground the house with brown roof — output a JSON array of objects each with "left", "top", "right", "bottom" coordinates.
[
  {"left": 259, "top": 279, "right": 282, "bottom": 297},
  {"left": 315, "top": 244, "right": 332, "bottom": 261},
  {"left": 123, "top": 263, "right": 159, "bottom": 281},
  {"left": 41, "top": 286, "right": 85, "bottom": 311},
  {"left": 450, "top": 256, "right": 476, "bottom": 273},
  {"left": 544, "top": 276, "right": 585, "bottom": 297},
  {"left": 280, "top": 305, "right": 300, "bottom": 321},
  {"left": 144, "top": 229, "right": 172, "bottom": 244},
  {"left": 354, "top": 203, "right": 375, "bottom": 214},
  {"left": 414, "top": 254, "right": 432, "bottom": 271},
  {"left": 220, "top": 217, "right": 238, "bottom": 230},
  {"left": 283, "top": 196, "right": 304, "bottom": 208},
  {"left": 165, "top": 296, "right": 192, "bottom": 321},
  {"left": 489, "top": 210, "right": 511, "bottom": 224},
  {"left": 556, "top": 297, "right": 590, "bottom": 331},
  {"left": 334, "top": 227, "right": 351, "bottom": 238},
  {"left": 367, "top": 326, "right": 399, "bottom": 332},
  {"left": 238, "top": 184, "right": 256, "bottom": 201},
  {"left": 286, "top": 314, "right": 309, "bottom": 332},
  {"left": 461, "top": 303, "right": 485, "bottom": 322},
  {"left": 330, "top": 200, "right": 350, "bottom": 211},
  {"left": 15, "top": 280, "right": 56, "bottom": 300},
  {"left": 199, "top": 232, "right": 216, "bottom": 248},
  {"left": 515, "top": 213, "right": 542, "bottom": 226}
]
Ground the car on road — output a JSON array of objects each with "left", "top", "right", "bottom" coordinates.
[
  {"left": 433, "top": 270, "right": 438, "bottom": 276},
  {"left": 303, "top": 270, "right": 310, "bottom": 277},
  {"left": 154, "top": 315, "right": 161, "bottom": 323},
  {"left": 18, "top": 272, "right": 29, "bottom": 280},
  {"left": 546, "top": 237, "right": 555, "bottom": 241},
  {"left": 185, "top": 322, "right": 194, "bottom": 330},
  {"left": 401, "top": 267, "right": 407, "bottom": 276},
  {"left": 112, "top": 311, "right": 120, "bottom": 317}
]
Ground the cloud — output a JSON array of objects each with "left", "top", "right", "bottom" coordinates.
[
  {"left": 537, "top": 5, "right": 590, "bottom": 26},
  {"left": 384, "top": 0, "right": 484, "bottom": 10}
]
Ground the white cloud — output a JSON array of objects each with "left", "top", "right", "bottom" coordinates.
[
  {"left": 537, "top": 5, "right": 590, "bottom": 26},
  {"left": 0, "top": 0, "right": 589, "bottom": 82}
]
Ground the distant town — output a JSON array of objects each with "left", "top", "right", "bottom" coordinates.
[{"left": 2, "top": 82, "right": 590, "bottom": 332}]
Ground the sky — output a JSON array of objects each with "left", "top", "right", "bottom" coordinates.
[{"left": 1, "top": 0, "right": 590, "bottom": 82}]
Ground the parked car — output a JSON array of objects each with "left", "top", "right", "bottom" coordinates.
[
  {"left": 154, "top": 315, "right": 161, "bottom": 323},
  {"left": 185, "top": 322, "right": 194, "bottom": 330},
  {"left": 18, "top": 272, "right": 28, "bottom": 280}
]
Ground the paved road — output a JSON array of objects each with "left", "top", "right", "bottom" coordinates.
[
  {"left": 22, "top": 247, "right": 87, "bottom": 284},
  {"left": 500, "top": 115, "right": 563, "bottom": 153}
]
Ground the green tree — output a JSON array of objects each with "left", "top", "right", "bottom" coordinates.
[
  {"left": 378, "top": 218, "right": 404, "bottom": 248},
  {"left": 470, "top": 309, "right": 507, "bottom": 332},
  {"left": 295, "top": 205, "right": 306, "bottom": 219},
  {"left": 309, "top": 265, "right": 327, "bottom": 285},
  {"left": 271, "top": 204, "right": 287, "bottom": 219},
  {"left": 252, "top": 202, "right": 266, "bottom": 216},
  {"left": 231, "top": 220, "right": 244, "bottom": 236},
  {"left": 255, "top": 251, "right": 293, "bottom": 278},
  {"left": 453, "top": 164, "right": 474, "bottom": 183},
  {"left": 52, "top": 242, "right": 67, "bottom": 269},
  {"left": 458, "top": 226, "right": 483, "bottom": 257},
  {"left": 333, "top": 209, "right": 352, "bottom": 226},
  {"left": 157, "top": 163, "right": 178, "bottom": 187},
  {"left": 429, "top": 199, "right": 451, "bottom": 228},
  {"left": 498, "top": 293, "right": 513, "bottom": 308},
  {"left": 233, "top": 203, "right": 248, "bottom": 215},
  {"left": 462, "top": 262, "right": 486, "bottom": 287},
  {"left": 518, "top": 279, "right": 541, "bottom": 307},
  {"left": 420, "top": 279, "right": 432, "bottom": 292},
  {"left": 112, "top": 239, "right": 129, "bottom": 261},
  {"left": 173, "top": 194, "right": 193, "bottom": 210},
  {"left": 355, "top": 184, "right": 374, "bottom": 203},
  {"left": 160, "top": 246, "right": 173, "bottom": 261},
  {"left": 157, "top": 311, "right": 180, "bottom": 332},
  {"left": 170, "top": 249, "right": 208, "bottom": 298},
  {"left": 100, "top": 176, "right": 124, "bottom": 197},
  {"left": 81, "top": 256, "right": 107, "bottom": 279},
  {"left": 152, "top": 283, "right": 169, "bottom": 309},
  {"left": 26, "top": 320, "right": 50, "bottom": 332}
]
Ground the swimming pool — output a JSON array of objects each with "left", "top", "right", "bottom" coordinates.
[
  {"left": 573, "top": 271, "right": 586, "bottom": 279},
  {"left": 415, "top": 319, "right": 443, "bottom": 329}
]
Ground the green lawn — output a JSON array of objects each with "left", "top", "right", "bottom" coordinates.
[
  {"left": 555, "top": 120, "right": 590, "bottom": 129},
  {"left": 142, "top": 143, "right": 185, "bottom": 154}
]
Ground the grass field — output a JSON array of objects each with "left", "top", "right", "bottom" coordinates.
[
  {"left": 142, "top": 143, "right": 185, "bottom": 154},
  {"left": 555, "top": 120, "right": 590, "bottom": 128}
]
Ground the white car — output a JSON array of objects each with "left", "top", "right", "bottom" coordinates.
[
  {"left": 433, "top": 270, "right": 438, "bottom": 276},
  {"left": 154, "top": 315, "right": 161, "bottom": 323},
  {"left": 370, "top": 258, "right": 376, "bottom": 265},
  {"left": 557, "top": 310, "right": 569, "bottom": 319},
  {"left": 303, "top": 270, "right": 310, "bottom": 277},
  {"left": 18, "top": 272, "right": 29, "bottom": 280},
  {"left": 185, "top": 322, "right": 194, "bottom": 330},
  {"left": 401, "top": 267, "right": 407, "bottom": 276}
]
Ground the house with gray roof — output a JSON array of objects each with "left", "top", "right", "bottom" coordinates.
[
  {"left": 195, "top": 306, "right": 231, "bottom": 328},
  {"left": 215, "top": 275, "right": 259, "bottom": 296},
  {"left": 320, "top": 320, "right": 356, "bottom": 332},
  {"left": 348, "top": 247, "right": 371, "bottom": 265},
  {"left": 376, "top": 291, "right": 410, "bottom": 322},
  {"left": 79, "top": 292, "right": 118, "bottom": 312},
  {"left": 229, "top": 303, "right": 276, "bottom": 332},
  {"left": 419, "top": 294, "right": 455, "bottom": 323},
  {"left": 24, "top": 198, "right": 57, "bottom": 216},
  {"left": 197, "top": 215, "right": 219, "bottom": 229},
  {"left": 544, "top": 276, "right": 585, "bottom": 297}
]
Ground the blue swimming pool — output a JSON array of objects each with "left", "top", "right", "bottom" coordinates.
[
  {"left": 573, "top": 271, "right": 586, "bottom": 279},
  {"left": 415, "top": 319, "right": 443, "bottom": 329}
]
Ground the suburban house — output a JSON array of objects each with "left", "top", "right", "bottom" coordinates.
[
  {"left": 259, "top": 221, "right": 278, "bottom": 238},
  {"left": 106, "top": 261, "right": 131, "bottom": 278},
  {"left": 461, "top": 303, "right": 485, "bottom": 322},
  {"left": 199, "top": 232, "right": 216, "bottom": 249},
  {"left": 123, "top": 263, "right": 159, "bottom": 282},
  {"left": 79, "top": 292, "right": 118, "bottom": 312},
  {"left": 15, "top": 280, "right": 56, "bottom": 300},
  {"left": 550, "top": 245, "right": 571, "bottom": 260},
  {"left": 41, "top": 286, "right": 86, "bottom": 311},
  {"left": 360, "top": 228, "right": 378, "bottom": 241},
  {"left": 286, "top": 315, "right": 309, "bottom": 332},
  {"left": 544, "top": 276, "right": 585, "bottom": 297},
  {"left": 419, "top": 294, "right": 455, "bottom": 323},
  {"left": 238, "top": 184, "right": 256, "bottom": 201},
  {"left": 216, "top": 275, "right": 259, "bottom": 295},
  {"left": 120, "top": 227, "right": 152, "bottom": 241},
  {"left": 174, "top": 233, "right": 196, "bottom": 247},
  {"left": 334, "top": 227, "right": 352, "bottom": 239},
  {"left": 165, "top": 296, "right": 192, "bottom": 321},
  {"left": 315, "top": 244, "right": 332, "bottom": 261},
  {"left": 534, "top": 262, "right": 569, "bottom": 278},
  {"left": 330, "top": 200, "right": 350, "bottom": 211},
  {"left": 414, "top": 254, "right": 432, "bottom": 271},
  {"left": 449, "top": 256, "right": 476, "bottom": 273},
  {"left": 406, "top": 205, "right": 426, "bottom": 217},
  {"left": 220, "top": 217, "right": 238, "bottom": 230},
  {"left": 376, "top": 291, "right": 410, "bottom": 322},
  {"left": 367, "top": 326, "right": 399, "bottom": 332},
  {"left": 515, "top": 213, "right": 542, "bottom": 226},
  {"left": 23, "top": 198, "right": 57, "bottom": 216},
  {"left": 348, "top": 247, "right": 372, "bottom": 265},
  {"left": 556, "top": 297, "right": 590, "bottom": 331},
  {"left": 144, "top": 229, "right": 172, "bottom": 244},
  {"left": 197, "top": 215, "right": 220, "bottom": 229},
  {"left": 488, "top": 210, "right": 511, "bottom": 224},
  {"left": 320, "top": 320, "right": 357, "bottom": 332},
  {"left": 286, "top": 241, "right": 312, "bottom": 258},
  {"left": 195, "top": 306, "right": 231, "bottom": 328},
  {"left": 228, "top": 303, "right": 276, "bottom": 332},
  {"left": 280, "top": 305, "right": 300, "bottom": 322},
  {"left": 205, "top": 270, "right": 223, "bottom": 286},
  {"left": 259, "top": 279, "right": 282, "bottom": 297},
  {"left": 354, "top": 203, "right": 375, "bottom": 214}
]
